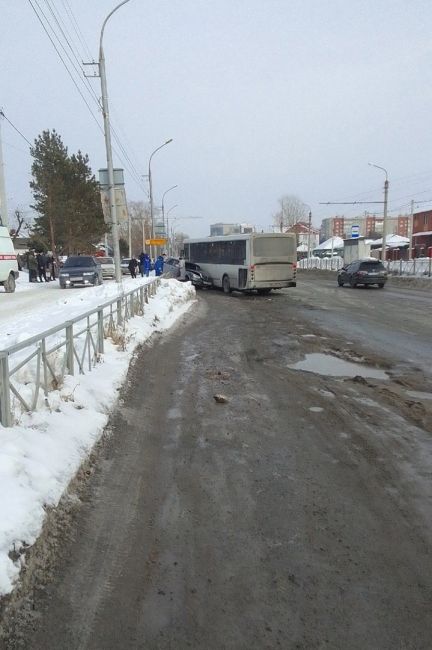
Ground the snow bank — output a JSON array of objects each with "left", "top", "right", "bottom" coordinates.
[{"left": 0, "top": 279, "right": 195, "bottom": 595}]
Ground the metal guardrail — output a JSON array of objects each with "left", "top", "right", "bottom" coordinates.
[
  {"left": 0, "top": 278, "right": 160, "bottom": 427},
  {"left": 298, "top": 256, "right": 432, "bottom": 277}
]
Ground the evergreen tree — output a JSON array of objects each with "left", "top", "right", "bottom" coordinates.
[
  {"left": 30, "top": 130, "right": 69, "bottom": 253},
  {"left": 30, "top": 130, "right": 106, "bottom": 254}
]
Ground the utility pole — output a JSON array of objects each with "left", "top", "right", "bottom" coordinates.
[
  {"left": 148, "top": 139, "right": 173, "bottom": 259},
  {"left": 383, "top": 176, "right": 389, "bottom": 263},
  {"left": 368, "top": 162, "right": 389, "bottom": 262},
  {"left": 307, "top": 210, "right": 312, "bottom": 267},
  {"left": 409, "top": 199, "right": 414, "bottom": 260},
  {"left": 97, "top": 1, "right": 131, "bottom": 283},
  {"left": 0, "top": 112, "right": 9, "bottom": 228}
]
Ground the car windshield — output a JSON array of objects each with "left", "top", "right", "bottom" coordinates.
[
  {"left": 359, "top": 261, "right": 385, "bottom": 271},
  {"left": 64, "top": 256, "right": 95, "bottom": 267}
]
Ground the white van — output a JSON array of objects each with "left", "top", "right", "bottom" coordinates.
[{"left": 0, "top": 225, "right": 19, "bottom": 292}]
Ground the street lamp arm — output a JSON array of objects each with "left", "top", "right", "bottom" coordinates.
[
  {"left": 162, "top": 185, "right": 178, "bottom": 205},
  {"left": 368, "top": 162, "right": 388, "bottom": 181},
  {"left": 149, "top": 139, "right": 174, "bottom": 170},
  {"left": 100, "top": 0, "right": 131, "bottom": 54}
]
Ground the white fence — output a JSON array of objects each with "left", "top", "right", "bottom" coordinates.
[
  {"left": 298, "top": 256, "right": 432, "bottom": 277},
  {"left": 0, "top": 279, "right": 160, "bottom": 427}
]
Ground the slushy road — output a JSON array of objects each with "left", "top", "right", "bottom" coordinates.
[{"left": 5, "top": 276, "right": 432, "bottom": 649}]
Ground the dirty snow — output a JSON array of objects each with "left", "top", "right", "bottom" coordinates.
[{"left": 0, "top": 275, "right": 195, "bottom": 595}]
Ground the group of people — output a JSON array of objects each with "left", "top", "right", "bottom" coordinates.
[
  {"left": 26, "top": 251, "right": 56, "bottom": 283},
  {"left": 127, "top": 253, "right": 165, "bottom": 279}
]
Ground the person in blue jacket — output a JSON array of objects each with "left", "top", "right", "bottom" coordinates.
[
  {"left": 139, "top": 252, "right": 151, "bottom": 277},
  {"left": 154, "top": 255, "right": 164, "bottom": 276}
]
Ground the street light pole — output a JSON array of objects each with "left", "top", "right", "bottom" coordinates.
[
  {"left": 148, "top": 139, "right": 173, "bottom": 259},
  {"left": 166, "top": 204, "right": 178, "bottom": 255},
  {"left": 99, "top": 0, "right": 130, "bottom": 284},
  {"left": 161, "top": 184, "right": 178, "bottom": 247},
  {"left": 368, "top": 162, "right": 389, "bottom": 263}
]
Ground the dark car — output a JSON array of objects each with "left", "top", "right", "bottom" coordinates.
[
  {"left": 338, "top": 259, "right": 387, "bottom": 288},
  {"left": 184, "top": 262, "right": 212, "bottom": 288},
  {"left": 58, "top": 255, "right": 104, "bottom": 289}
]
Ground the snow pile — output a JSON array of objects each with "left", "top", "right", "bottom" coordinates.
[
  {"left": 298, "top": 256, "right": 344, "bottom": 270},
  {"left": 0, "top": 279, "right": 195, "bottom": 596}
]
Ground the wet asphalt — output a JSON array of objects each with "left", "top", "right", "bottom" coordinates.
[{"left": 2, "top": 276, "right": 432, "bottom": 649}]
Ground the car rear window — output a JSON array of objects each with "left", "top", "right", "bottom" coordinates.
[
  {"left": 359, "top": 261, "right": 385, "bottom": 271},
  {"left": 99, "top": 257, "right": 114, "bottom": 264}
]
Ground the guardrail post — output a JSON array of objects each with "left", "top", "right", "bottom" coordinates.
[
  {"left": 413, "top": 258, "right": 416, "bottom": 275},
  {"left": 0, "top": 353, "right": 12, "bottom": 427},
  {"left": 429, "top": 257, "right": 432, "bottom": 278},
  {"left": 66, "top": 323, "right": 74, "bottom": 375},
  {"left": 117, "top": 299, "right": 123, "bottom": 326},
  {"left": 145, "top": 286, "right": 149, "bottom": 304},
  {"left": 41, "top": 339, "right": 48, "bottom": 397},
  {"left": 97, "top": 309, "right": 104, "bottom": 354},
  {"left": 129, "top": 293, "right": 134, "bottom": 318},
  {"left": 139, "top": 287, "right": 144, "bottom": 312},
  {"left": 399, "top": 258, "right": 403, "bottom": 276}
]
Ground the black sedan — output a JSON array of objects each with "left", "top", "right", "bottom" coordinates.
[
  {"left": 58, "top": 255, "right": 104, "bottom": 288},
  {"left": 337, "top": 259, "right": 387, "bottom": 288}
]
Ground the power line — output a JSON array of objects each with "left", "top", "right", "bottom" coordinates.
[
  {"left": 0, "top": 110, "right": 33, "bottom": 147},
  {"left": 28, "top": 0, "right": 148, "bottom": 194}
]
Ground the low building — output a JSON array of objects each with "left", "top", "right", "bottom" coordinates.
[
  {"left": 209, "top": 222, "right": 255, "bottom": 236},
  {"left": 285, "top": 221, "right": 320, "bottom": 250}
]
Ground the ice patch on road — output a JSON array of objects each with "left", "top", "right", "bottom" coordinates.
[
  {"left": 309, "top": 406, "right": 324, "bottom": 413},
  {"left": 406, "top": 391, "right": 432, "bottom": 401},
  {"left": 289, "top": 353, "right": 388, "bottom": 380}
]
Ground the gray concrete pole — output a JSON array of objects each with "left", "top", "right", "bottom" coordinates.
[
  {"left": 148, "top": 139, "right": 173, "bottom": 260},
  {"left": 307, "top": 210, "right": 312, "bottom": 267},
  {"left": 368, "top": 162, "right": 388, "bottom": 263},
  {"left": 161, "top": 185, "right": 178, "bottom": 250},
  {"left": 382, "top": 178, "right": 389, "bottom": 263},
  {"left": 0, "top": 115, "right": 9, "bottom": 228},
  {"left": 99, "top": 1, "right": 130, "bottom": 284},
  {"left": 408, "top": 199, "right": 414, "bottom": 260}
]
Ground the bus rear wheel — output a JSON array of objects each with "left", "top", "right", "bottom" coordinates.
[
  {"left": 222, "top": 275, "right": 231, "bottom": 294},
  {"left": 257, "top": 288, "right": 271, "bottom": 295}
]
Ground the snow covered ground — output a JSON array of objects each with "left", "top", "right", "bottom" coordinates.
[{"left": 0, "top": 272, "right": 195, "bottom": 595}]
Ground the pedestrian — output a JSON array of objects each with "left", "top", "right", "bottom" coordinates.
[
  {"left": 139, "top": 252, "right": 145, "bottom": 277},
  {"left": 179, "top": 255, "right": 186, "bottom": 281},
  {"left": 154, "top": 255, "right": 164, "bottom": 277},
  {"left": 36, "top": 252, "right": 48, "bottom": 282},
  {"left": 128, "top": 257, "right": 138, "bottom": 278},
  {"left": 27, "top": 251, "right": 38, "bottom": 282},
  {"left": 141, "top": 253, "right": 151, "bottom": 278},
  {"left": 46, "top": 252, "right": 56, "bottom": 280}
]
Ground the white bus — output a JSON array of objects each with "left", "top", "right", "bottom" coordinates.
[{"left": 183, "top": 233, "right": 297, "bottom": 294}]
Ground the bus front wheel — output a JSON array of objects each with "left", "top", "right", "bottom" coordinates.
[{"left": 222, "top": 275, "right": 231, "bottom": 294}]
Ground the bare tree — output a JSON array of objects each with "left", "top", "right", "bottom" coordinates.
[
  {"left": 10, "top": 209, "right": 31, "bottom": 240},
  {"left": 273, "top": 194, "right": 307, "bottom": 231},
  {"left": 119, "top": 200, "right": 151, "bottom": 255},
  {"left": 172, "top": 231, "right": 189, "bottom": 256}
]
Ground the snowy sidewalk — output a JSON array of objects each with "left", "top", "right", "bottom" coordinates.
[{"left": 0, "top": 278, "right": 195, "bottom": 595}]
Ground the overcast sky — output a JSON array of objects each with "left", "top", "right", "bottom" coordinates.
[{"left": 2, "top": 0, "right": 432, "bottom": 238}]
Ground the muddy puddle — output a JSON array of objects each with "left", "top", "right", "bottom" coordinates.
[{"left": 289, "top": 353, "right": 388, "bottom": 380}]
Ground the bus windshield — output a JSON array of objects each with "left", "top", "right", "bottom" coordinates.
[{"left": 253, "top": 236, "right": 296, "bottom": 258}]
